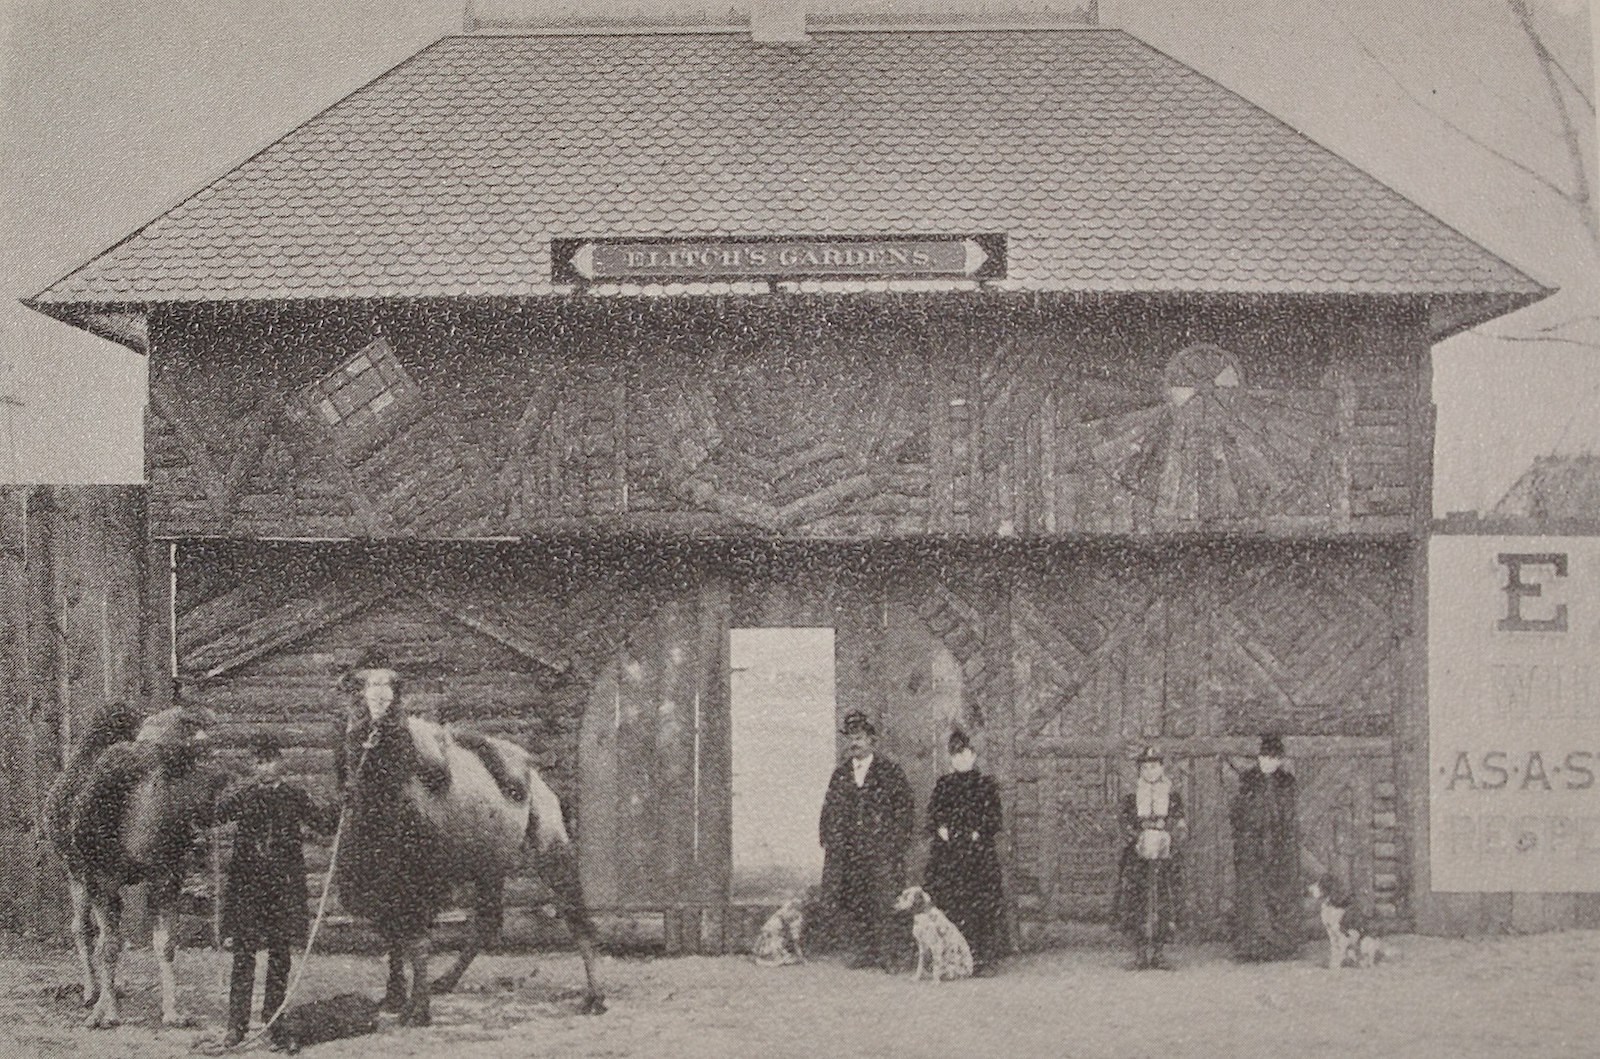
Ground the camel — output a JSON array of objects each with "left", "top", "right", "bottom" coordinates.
[
  {"left": 45, "top": 701, "right": 225, "bottom": 1028},
  {"left": 335, "top": 661, "right": 605, "bottom": 1026}
]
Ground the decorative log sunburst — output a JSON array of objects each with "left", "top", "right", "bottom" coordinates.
[{"left": 1079, "top": 344, "right": 1337, "bottom": 521}]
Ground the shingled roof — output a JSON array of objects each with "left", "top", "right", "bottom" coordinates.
[{"left": 29, "top": 27, "right": 1548, "bottom": 329}]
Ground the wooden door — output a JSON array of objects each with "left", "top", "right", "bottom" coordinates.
[{"left": 1007, "top": 545, "right": 1408, "bottom": 938}]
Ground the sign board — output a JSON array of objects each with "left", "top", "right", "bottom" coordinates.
[
  {"left": 551, "top": 234, "right": 1005, "bottom": 283},
  {"left": 1429, "top": 534, "right": 1600, "bottom": 891}
]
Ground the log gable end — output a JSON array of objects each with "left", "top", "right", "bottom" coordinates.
[{"left": 143, "top": 295, "right": 1432, "bottom": 541}]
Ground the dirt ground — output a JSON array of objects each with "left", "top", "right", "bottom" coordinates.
[{"left": 0, "top": 931, "right": 1594, "bottom": 1059}]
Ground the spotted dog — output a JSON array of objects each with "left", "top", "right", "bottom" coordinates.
[
  {"left": 893, "top": 886, "right": 973, "bottom": 982},
  {"left": 1309, "top": 875, "right": 1394, "bottom": 969},
  {"left": 751, "top": 897, "right": 806, "bottom": 967}
]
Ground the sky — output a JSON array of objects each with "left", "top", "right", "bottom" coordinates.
[{"left": 0, "top": 0, "right": 1596, "bottom": 513}]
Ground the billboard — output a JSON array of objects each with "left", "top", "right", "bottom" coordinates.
[{"left": 1429, "top": 535, "right": 1600, "bottom": 892}]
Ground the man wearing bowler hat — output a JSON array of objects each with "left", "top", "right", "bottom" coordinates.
[{"left": 819, "top": 710, "right": 914, "bottom": 970}]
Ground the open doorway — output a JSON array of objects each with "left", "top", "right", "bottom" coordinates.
[{"left": 728, "top": 627, "right": 836, "bottom": 902}]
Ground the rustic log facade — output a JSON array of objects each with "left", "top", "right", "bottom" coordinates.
[
  {"left": 145, "top": 295, "right": 1428, "bottom": 542},
  {"left": 148, "top": 291, "right": 1439, "bottom": 945}
]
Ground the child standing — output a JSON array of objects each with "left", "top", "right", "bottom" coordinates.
[{"left": 215, "top": 734, "right": 337, "bottom": 1048}]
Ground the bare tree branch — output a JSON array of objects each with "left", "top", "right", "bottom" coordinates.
[
  {"left": 1329, "top": 9, "right": 1577, "bottom": 205},
  {"left": 1526, "top": 314, "right": 1600, "bottom": 334},
  {"left": 1549, "top": 53, "right": 1596, "bottom": 115},
  {"left": 1481, "top": 333, "right": 1600, "bottom": 348},
  {"left": 1509, "top": 0, "right": 1600, "bottom": 246}
]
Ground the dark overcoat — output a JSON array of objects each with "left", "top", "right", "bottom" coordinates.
[
  {"left": 819, "top": 755, "right": 915, "bottom": 912},
  {"left": 1229, "top": 766, "right": 1301, "bottom": 960},
  {"left": 923, "top": 769, "right": 1006, "bottom": 964},
  {"left": 216, "top": 780, "right": 336, "bottom": 950}
]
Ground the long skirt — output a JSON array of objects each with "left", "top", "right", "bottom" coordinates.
[
  {"left": 923, "top": 838, "right": 1006, "bottom": 966},
  {"left": 1231, "top": 858, "right": 1302, "bottom": 960},
  {"left": 1114, "top": 848, "right": 1183, "bottom": 943}
]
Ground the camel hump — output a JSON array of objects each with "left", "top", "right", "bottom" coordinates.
[
  {"left": 399, "top": 717, "right": 529, "bottom": 804},
  {"left": 450, "top": 729, "right": 529, "bottom": 803},
  {"left": 66, "top": 742, "right": 158, "bottom": 877}
]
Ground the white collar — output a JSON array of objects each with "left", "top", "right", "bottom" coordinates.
[
  {"left": 1136, "top": 778, "right": 1171, "bottom": 817},
  {"left": 852, "top": 755, "right": 874, "bottom": 784}
]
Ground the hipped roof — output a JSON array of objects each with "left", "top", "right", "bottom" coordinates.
[{"left": 28, "top": 28, "right": 1550, "bottom": 338}]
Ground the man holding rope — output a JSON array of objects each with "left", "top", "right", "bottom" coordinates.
[{"left": 212, "top": 733, "right": 338, "bottom": 1049}]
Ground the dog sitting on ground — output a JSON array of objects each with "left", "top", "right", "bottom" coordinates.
[
  {"left": 751, "top": 897, "right": 806, "bottom": 966},
  {"left": 893, "top": 886, "right": 973, "bottom": 981},
  {"left": 258, "top": 993, "right": 380, "bottom": 1054},
  {"left": 1308, "top": 875, "right": 1394, "bottom": 969}
]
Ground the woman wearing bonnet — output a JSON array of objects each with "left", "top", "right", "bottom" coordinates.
[
  {"left": 1114, "top": 745, "right": 1187, "bottom": 970},
  {"left": 922, "top": 727, "right": 1006, "bottom": 975}
]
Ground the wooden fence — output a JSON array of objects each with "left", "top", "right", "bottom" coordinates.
[{"left": 0, "top": 485, "right": 168, "bottom": 936}]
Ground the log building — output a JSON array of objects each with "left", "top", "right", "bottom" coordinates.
[{"left": 23, "top": 14, "right": 1553, "bottom": 947}]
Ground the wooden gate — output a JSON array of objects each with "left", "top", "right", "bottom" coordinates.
[
  {"left": 1008, "top": 543, "right": 1408, "bottom": 938},
  {"left": 0, "top": 485, "right": 162, "bottom": 936}
]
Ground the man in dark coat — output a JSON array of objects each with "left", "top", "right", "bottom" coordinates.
[
  {"left": 923, "top": 728, "right": 1006, "bottom": 974},
  {"left": 819, "top": 710, "right": 914, "bottom": 971},
  {"left": 215, "top": 734, "right": 337, "bottom": 1047},
  {"left": 1114, "top": 745, "right": 1186, "bottom": 970},
  {"left": 1230, "top": 733, "right": 1302, "bottom": 962}
]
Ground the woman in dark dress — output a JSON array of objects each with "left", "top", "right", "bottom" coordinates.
[
  {"left": 923, "top": 729, "right": 1006, "bottom": 974},
  {"left": 1230, "top": 733, "right": 1302, "bottom": 961}
]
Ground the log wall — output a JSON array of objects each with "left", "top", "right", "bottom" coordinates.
[
  {"left": 145, "top": 295, "right": 1430, "bottom": 541},
  {"left": 176, "top": 538, "right": 1437, "bottom": 949}
]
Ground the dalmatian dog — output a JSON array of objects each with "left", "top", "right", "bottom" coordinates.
[
  {"left": 1308, "top": 875, "right": 1395, "bottom": 969},
  {"left": 893, "top": 886, "right": 973, "bottom": 982},
  {"left": 750, "top": 897, "right": 806, "bottom": 967}
]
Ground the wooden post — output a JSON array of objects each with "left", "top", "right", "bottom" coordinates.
[
  {"left": 1396, "top": 336, "right": 1435, "bottom": 933},
  {"left": 24, "top": 488, "right": 63, "bottom": 936},
  {"left": 693, "top": 572, "right": 732, "bottom": 950}
]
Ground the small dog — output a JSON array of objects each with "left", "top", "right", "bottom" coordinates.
[
  {"left": 268, "top": 993, "right": 381, "bottom": 1054},
  {"left": 751, "top": 897, "right": 806, "bottom": 966},
  {"left": 893, "top": 886, "right": 973, "bottom": 981},
  {"left": 1308, "top": 875, "right": 1394, "bottom": 969}
]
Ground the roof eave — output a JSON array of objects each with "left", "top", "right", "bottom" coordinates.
[
  {"left": 21, "top": 297, "right": 151, "bottom": 355},
  {"left": 1425, "top": 286, "right": 1558, "bottom": 343}
]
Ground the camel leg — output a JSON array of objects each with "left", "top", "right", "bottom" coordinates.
[
  {"left": 538, "top": 839, "right": 605, "bottom": 1015},
  {"left": 432, "top": 877, "right": 501, "bottom": 996},
  {"left": 380, "top": 945, "right": 407, "bottom": 1014},
  {"left": 399, "top": 936, "right": 431, "bottom": 1027},
  {"left": 68, "top": 876, "right": 99, "bottom": 1008},
  {"left": 153, "top": 903, "right": 192, "bottom": 1027},
  {"left": 85, "top": 887, "right": 122, "bottom": 1029}
]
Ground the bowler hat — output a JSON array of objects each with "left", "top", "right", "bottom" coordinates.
[
  {"left": 1135, "top": 745, "right": 1164, "bottom": 764},
  {"left": 352, "top": 646, "right": 391, "bottom": 673},
  {"left": 1259, "top": 733, "right": 1286, "bottom": 757},
  {"left": 839, "top": 710, "right": 877, "bottom": 737}
]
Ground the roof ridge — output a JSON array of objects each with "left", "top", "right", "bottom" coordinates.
[
  {"left": 458, "top": 24, "right": 1115, "bottom": 37},
  {"left": 463, "top": 4, "right": 1101, "bottom": 35}
]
